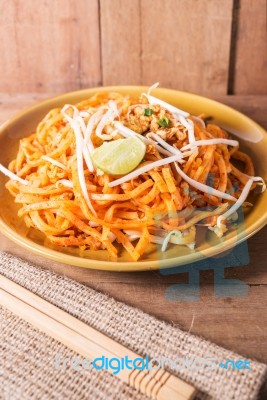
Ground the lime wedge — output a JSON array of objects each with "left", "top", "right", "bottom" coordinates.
[{"left": 91, "top": 136, "right": 146, "bottom": 175}]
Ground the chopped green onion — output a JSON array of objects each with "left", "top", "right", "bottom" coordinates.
[
  {"left": 144, "top": 108, "right": 153, "bottom": 116},
  {"left": 157, "top": 116, "right": 169, "bottom": 128}
]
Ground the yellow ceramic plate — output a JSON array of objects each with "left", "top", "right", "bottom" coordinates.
[{"left": 0, "top": 86, "right": 266, "bottom": 271}]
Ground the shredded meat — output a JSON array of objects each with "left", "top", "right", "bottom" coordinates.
[
  {"left": 124, "top": 104, "right": 188, "bottom": 147},
  {"left": 125, "top": 106, "right": 151, "bottom": 134},
  {"left": 124, "top": 104, "right": 171, "bottom": 134}
]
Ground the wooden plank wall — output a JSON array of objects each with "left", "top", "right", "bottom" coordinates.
[
  {"left": 233, "top": 0, "right": 267, "bottom": 94},
  {"left": 101, "top": 0, "right": 234, "bottom": 95},
  {"left": 0, "top": 0, "right": 266, "bottom": 95},
  {"left": 0, "top": 0, "right": 101, "bottom": 92}
]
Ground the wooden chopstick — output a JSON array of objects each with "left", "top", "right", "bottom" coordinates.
[{"left": 0, "top": 274, "right": 196, "bottom": 400}]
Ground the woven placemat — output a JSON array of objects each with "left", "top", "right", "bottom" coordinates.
[{"left": 0, "top": 251, "right": 266, "bottom": 400}]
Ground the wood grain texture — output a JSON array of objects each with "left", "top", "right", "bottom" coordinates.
[
  {"left": 140, "top": 0, "right": 233, "bottom": 95},
  {"left": 0, "top": 0, "right": 101, "bottom": 93},
  {"left": 100, "top": 0, "right": 142, "bottom": 85},
  {"left": 100, "top": 0, "right": 234, "bottom": 95},
  {"left": 0, "top": 0, "right": 266, "bottom": 96},
  {"left": 233, "top": 0, "right": 267, "bottom": 94}
]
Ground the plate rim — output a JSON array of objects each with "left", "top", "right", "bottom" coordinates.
[{"left": 0, "top": 85, "right": 266, "bottom": 271}]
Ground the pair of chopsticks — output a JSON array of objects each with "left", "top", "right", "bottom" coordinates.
[{"left": 0, "top": 274, "right": 196, "bottom": 400}]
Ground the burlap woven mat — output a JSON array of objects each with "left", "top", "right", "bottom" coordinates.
[{"left": 0, "top": 251, "right": 266, "bottom": 400}]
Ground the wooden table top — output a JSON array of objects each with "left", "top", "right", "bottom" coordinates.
[{"left": 0, "top": 93, "right": 266, "bottom": 397}]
